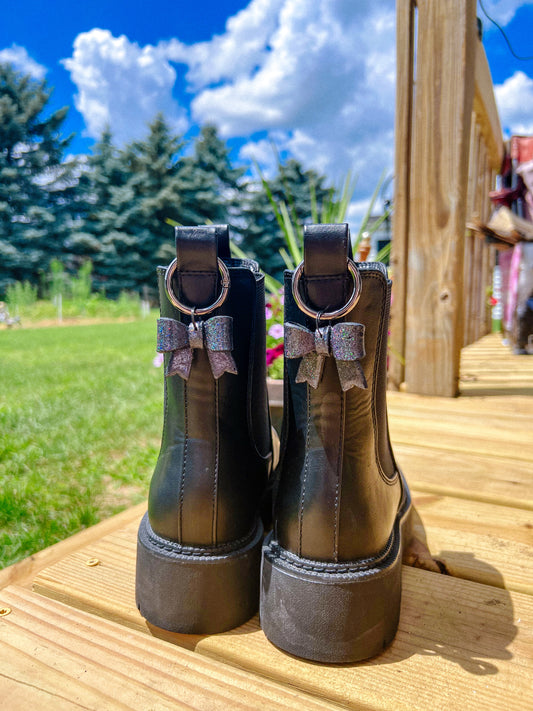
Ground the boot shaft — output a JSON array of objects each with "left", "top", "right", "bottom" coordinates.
[
  {"left": 149, "top": 226, "right": 272, "bottom": 546},
  {"left": 274, "top": 224, "right": 401, "bottom": 562}
]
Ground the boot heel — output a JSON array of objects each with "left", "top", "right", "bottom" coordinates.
[
  {"left": 260, "top": 503, "right": 412, "bottom": 663},
  {"left": 136, "top": 513, "right": 263, "bottom": 634}
]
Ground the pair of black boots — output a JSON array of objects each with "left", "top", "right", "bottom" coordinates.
[{"left": 136, "top": 223, "right": 412, "bottom": 663}]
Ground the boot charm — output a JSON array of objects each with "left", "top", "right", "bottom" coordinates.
[
  {"left": 284, "top": 321, "right": 367, "bottom": 391},
  {"left": 157, "top": 315, "right": 237, "bottom": 379}
]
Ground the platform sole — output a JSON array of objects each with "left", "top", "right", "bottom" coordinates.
[
  {"left": 136, "top": 513, "right": 263, "bottom": 634},
  {"left": 260, "top": 490, "right": 412, "bottom": 663}
]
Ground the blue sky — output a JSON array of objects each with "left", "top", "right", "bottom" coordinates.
[{"left": 1, "top": 0, "right": 532, "bottom": 221}]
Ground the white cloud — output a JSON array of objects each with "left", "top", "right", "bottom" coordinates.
[
  {"left": 62, "top": 29, "right": 188, "bottom": 144},
  {"left": 185, "top": 0, "right": 396, "bottom": 199},
  {"left": 238, "top": 137, "right": 282, "bottom": 178},
  {"left": 0, "top": 44, "right": 47, "bottom": 79},
  {"left": 61, "top": 1, "right": 397, "bottom": 223},
  {"left": 495, "top": 70, "right": 533, "bottom": 135},
  {"left": 479, "top": 0, "right": 532, "bottom": 27},
  {"left": 164, "top": 0, "right": 286, "bottom": 88},
  {"left": 62, "top": 2, "right": 397, "bottom": 207}
]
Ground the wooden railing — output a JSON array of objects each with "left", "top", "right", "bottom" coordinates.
[{"left": 389, "top": 0, "right": 504, "bottom": 396}]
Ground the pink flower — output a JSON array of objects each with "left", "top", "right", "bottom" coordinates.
[
  {"left": 266, "top": 343, "right": 284, "bottom": 366},
  {"left": 265, "top": 306, "right": 273, "bottom": 320},
  {"left": 152, "top": 353, "right": 164, "bottom": 368},
  {"left": 268, "top": 324, "right": 284, "bottom": 339}
]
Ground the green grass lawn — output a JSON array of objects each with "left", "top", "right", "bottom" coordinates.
[{"left": 0, "top": 319, "right": 164, "bottom": 569}]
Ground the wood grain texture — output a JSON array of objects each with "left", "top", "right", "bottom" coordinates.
[
  {"left": 390, "top": 413, "right": 532, "bottom": 461},
  {"left": 31, "top": 478, "right": 532, "bottom": 609},
  {"left": 463, "top": 117, "right": 478, "bottom": 347},
  {"left": 389, "top": 0, "right": 415, "bottom": 391},
  {"left": 412, "top": 493, "right": 533, "bottom": 593},
  {"left": 396, "top": 444, "right": 533, "bottom": 510},
  {"left": 404, "top": 0, "right": 478, "bottom": 396},
  {"left": 0, "top": 585, "right": 341, "bottom": 711},
  {"left": 391, "top": 0, "right": 502, "bottom": 394},
  {"left": 389, "top": 333, "right": 533, "bottom": 508},
  {"left": 28, "top": 533, "right": 533, "bottom": 711},
  {"left": 4, "top": 331, "right": 533, "bottom": 710},
  {"left": 473, "top": 40, "right": 504, "bottom": 171}
]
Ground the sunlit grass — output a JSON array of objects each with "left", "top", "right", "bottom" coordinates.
[{"left": 0, "top": 319, "right": 163, "bottom": 568}]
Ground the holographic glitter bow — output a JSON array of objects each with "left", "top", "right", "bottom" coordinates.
[
  {"left": 284, "top": 322, "right": 368, "bottom": 391},
  {"left": 157, "top": 316, "right": 238, "bottom": 380}
]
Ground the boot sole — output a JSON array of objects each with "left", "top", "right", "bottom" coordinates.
[
  {"left": 260, "top": 485, "right": 412, "bottom": 663},
  {"left": 136, "top": 513, "right": 263, "bottom": 634}
]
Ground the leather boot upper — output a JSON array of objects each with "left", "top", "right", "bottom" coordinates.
[
  {"left": 148, "top": 226, "right": 272, "bottom": 546},
  {"left": 274, "top": 224, "right": 403, "bottom": 562}
]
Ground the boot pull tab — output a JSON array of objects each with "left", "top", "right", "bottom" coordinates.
[
  {"left": 287, "top": 224, "right": 366, "bottom": 391},
  {"left": 174, "top": 225, "right": 220, "bottom": 308},
  {"left": 169, "top": 225, "right": 231, "bottom": 314},
  {"left": 303, "top": 223, "right": 353, "bottom": 311},
  {"left": 161, "top": 225, "right": 237, "bottom": 380},
  {"left": 212, "top": 224, "right": 231, "bottom": 260}
]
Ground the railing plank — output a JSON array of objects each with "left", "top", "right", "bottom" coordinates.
[
  {"left": 389, "top": 0, "right": 415, "bottom": 391},
  {"left": 474, "top": 41, "right": 504, "bottom": 171},
  {"left": 392, "top": 3, "right": 503, "bottom": 392},
  {"left": 403, "top": 0, "right": 477, "bottom": 396}
]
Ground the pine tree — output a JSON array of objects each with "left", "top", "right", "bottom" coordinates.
[
  {"left": 177, "top": 125, "right": 245, "bottom": 227},
  {"left": 115, "top": 113, "right": 187, "bottom": 290},
  {"left": 73, "top": 116, "right": 187, "bottom": 296},
  {"left": 0, "top": 63, "right": 74, "bottom": 295},
  {"left": 239, "top": 159, "right": 332, "bottom": 281},
  {"left": 66, "top": 129, "right": 138, "bottom": 296}
]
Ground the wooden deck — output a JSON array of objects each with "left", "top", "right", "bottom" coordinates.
[{"left": 1, "top": 332, "right": 532, "bottom": 709}]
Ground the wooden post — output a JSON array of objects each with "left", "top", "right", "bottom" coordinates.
[
  {"left": 389, "top": 0, "right": 415, "bottom": 391},
  {"left": 403, "top": 0, "right": 477, "bottom": 396}
]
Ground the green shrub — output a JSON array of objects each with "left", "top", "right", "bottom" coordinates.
[{"left": 5, "top": 281, "right": 38, "bottom": 313}]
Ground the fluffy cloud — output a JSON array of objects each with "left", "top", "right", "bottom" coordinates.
[
  {"left": 3, "top": 0, "right": 530, "bottom": 255},
  {"left": 62, "top": 29, "right": 188, "bottom": 144},
  {"left": 238, "top": 136, "right": 283, "bottom": 178},
  {"left": 186, "top": 0, "right": 397, "bottom": 195},
  {"left": 63, "top": 0, "right": 533, "bottom": 222},
  {"left": 63, "top": 0, "right": 397, "bottom": 205},
  {"left": 0, "top": 44, "right": 47, "bottom": 79},
  {"left": 164, "top": 0, "right": 286, "bottom": 88},
  {"left": 495, "top": 70, "right": 533, "bottom": 135}
]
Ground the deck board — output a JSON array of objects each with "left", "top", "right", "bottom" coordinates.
[
  {"left": 2, "top": 331, "right": 533, "bottom": 709},
  {"left": 394, "top": 444, "right": 533, "bottom": 509},
  {"left": 25, "top": 531, "right": 533, "bottom": 711},
  {"left": 0, "top": 585, "right": 341, "bottom": 711},
  {"left": 412, "top": 493, "right": 533, "bottom": 593}
]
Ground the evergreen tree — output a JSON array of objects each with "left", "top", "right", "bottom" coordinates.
[
  {"left": 177, "top": 124, "right": 244, "bottom": 227},
  {"left": 118, "top": 113, "right": 187, "bottom": 290},
  {"left": 0, "top": 63, "right": 74, "bottom": 295},
  {"left": 67, "top": 129, "right": 137, "bottom": 296},
  {"left": 72, "top": 116, "right": 187, "bottom": 296},
  {"left": 239, "top": 159, "right": 332, "bottom": 281}
]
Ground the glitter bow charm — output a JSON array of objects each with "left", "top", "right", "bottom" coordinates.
[
  {"left": 284, "top": 322, "right": 368, "bottom": 391},
  {"left": 157, "top": 316, "right": 238, "bottom": 380}
]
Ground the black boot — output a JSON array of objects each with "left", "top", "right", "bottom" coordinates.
[
  {"left": 136, "top": 225, "right": 272, "bottom": 633},
  {"left": 260, "top": 224, "right": 412, "bottom": 662}
]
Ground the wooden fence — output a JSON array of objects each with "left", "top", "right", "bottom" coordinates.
[{"left": 389, "top": 0, "right": 504, "bottom": 396}]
